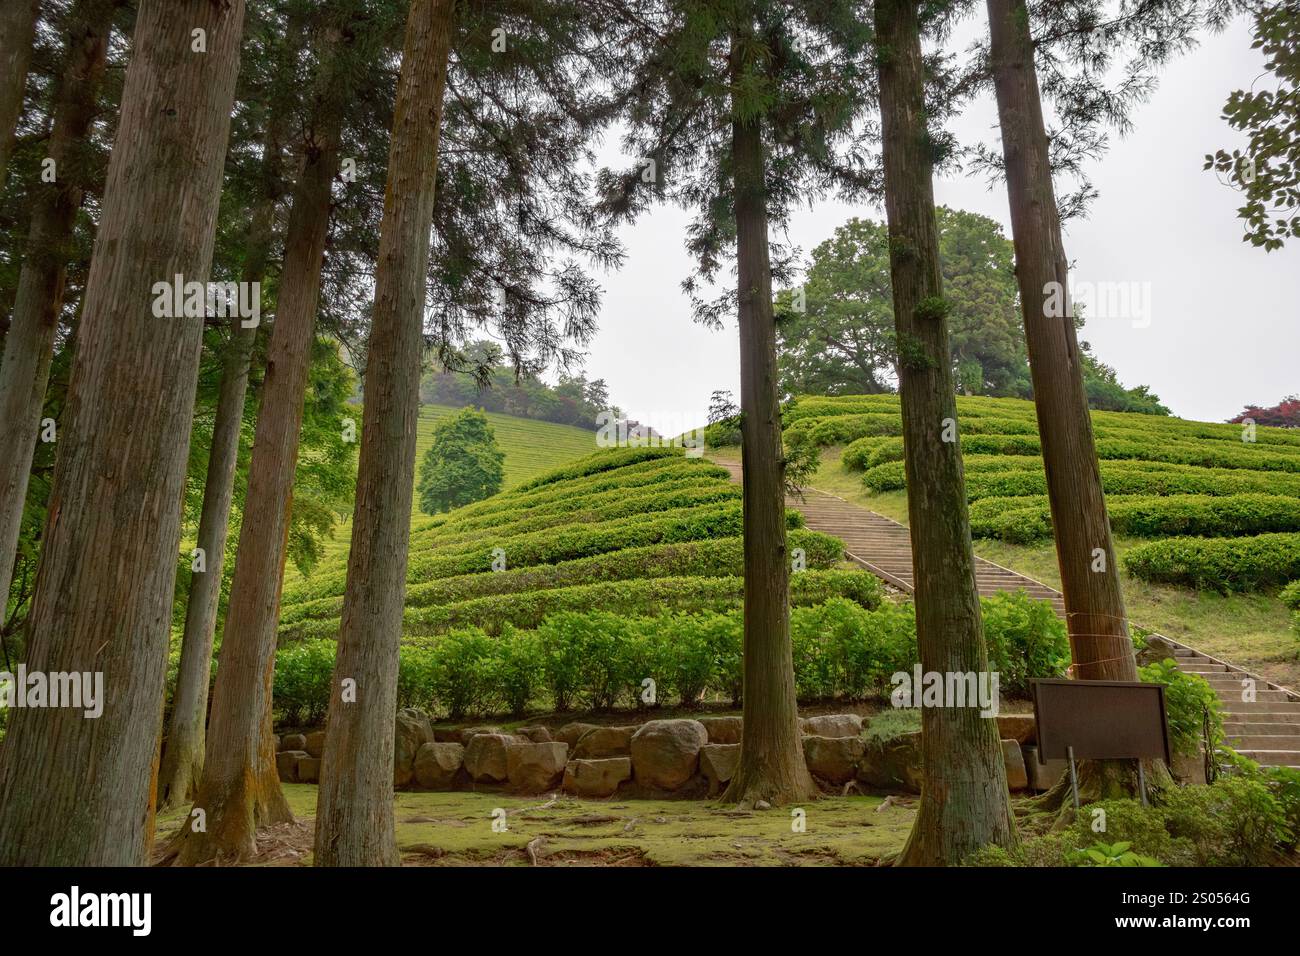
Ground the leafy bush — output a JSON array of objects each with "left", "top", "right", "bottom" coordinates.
[
  {"left": 1065, "top": 842, "right": 1163, "bottom": 867},
  {"left": 972, "top": 494, "right": 1300, "bottom": 543},
  {"left": 979, "top": 591, "right": 1070, "bottom": 695},
  {"left": 1280, "top": 579, "right": 1300, "bottom": 609},
  {"left": 513, "top": 446, "right": 680, "bottom": 492},
  {"left": 1138, "top": 659, "right": 1224, "bottom": 757},
  {"left": 1123, "top": 532, "right": 1300, "bottom": 592},
  {"left": 1163, "top": 776, "right": 1292, "bottom": 865},
  {"left": 273, "top": 639, "right": 337, "bottom": 726}
]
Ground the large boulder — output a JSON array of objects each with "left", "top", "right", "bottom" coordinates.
[
  {"left": 698, "top": 716, "right": 742, "bottom": 745},
  {"left": 296, "top": 755, "right": 321, "bottom": 784},
  {"left": 557, "top": 722, "right": 602, "bottom": 748},
  {"left": 516, "top": 725, "right": 553, "bottom": 743},
  {"left": 414, "top": 742, "right": 465, "bottom": 790},
  {"left": 394, "top": 708, "right": 435, "bottom": 788},
  {"left": 464, "top": 733, "right": 513, "bottom": 783},
  {"left": 458, "top": 725, "right": 506, "bottom": 745},
  {"left": 563, "top": 757, "right": 632, "bottom": 798},
  {"left": 304, "top": 731, "right": 326, "bottom": 758},
  {"left": 803, "top": 735, "right": 866, "bottom": 785},
  {"left": 280, "top": 733, "right": 307, "bottom": 753},
  {"left": 573, "top": 726, "right": 635, "bottom": 759},
  {"left": 800, "top": 714, "right": 863, "bottom": 738},
  {"left": 630, "top": 719, "right": 707, "bottom": 790},
  {"left": 1001, "top": 739, "right": 1029, "bottom": 790},
  {"left": 699, "top": 743, "right": 740, "bottom": 796},
  {"left": 856, "top": 732, "right": 923, "bottom": 793},
  {"left": 996, "top": 714, "right": 1036, "bottom": 746},
  {"left": 506, "top": 742, "right": 569, "bottom": 792},
  {"left": 276, "top": 750, "right": 308, "bottom": 783}
]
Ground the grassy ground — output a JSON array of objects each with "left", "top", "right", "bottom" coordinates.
[
  {"left": 153, "top": 785, "right": 915, "bottom": 866},
  {"left": 283, "top": 404, "right": 596, "bottom": 589},
  {"left": 808, "top": 448, "right": 1300, "bottom": 690}
]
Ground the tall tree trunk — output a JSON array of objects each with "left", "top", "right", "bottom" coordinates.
[
  {"left": 314, "top": 0, "right": 456, "bottom": 868},
  {"left": 985, "top": 0, "right": 1161, "bottom": 811},
  {"left": 985, "top": 0, "right": 1134, "bottom": 682},
  {"left": 874, "top": 0, "right": 1016, "bottom": 866},
  {"left": 0, "top": 0, "right": 245, "bottom": 867},
  {"left": 0, "top": 0, "right": 38, "bottom": 185},
  {"left": 156, "top": 118, "right": 288, "bottom": 812},
  {"left": 719, "top": 22, "right": 816, "bottom": 808},
  {"left": 171, "top": 29, "right": 350, "bottom": 866},
  {"left": 0, "top": 0, "right": 117, "bottom": 632}
]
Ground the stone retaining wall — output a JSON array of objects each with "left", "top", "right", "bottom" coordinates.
[{"left": 274, "top": 710, "right": 1079, "bottom": 797}]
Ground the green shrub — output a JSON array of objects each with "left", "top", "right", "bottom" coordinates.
[
  {"left": 426, "top": 629, "right": 499, "bottom": 719},
  {"left": 1123, "top": 532, "right": 1300, "bottom": 592},
  {"left": 513, "top": 446, "right": 680, "bottom": 491},
  {"left": 1064, "top": 842, "right": 1163, "bottom": 867},
  {"left": 980, "top": 591, "right": 1070, "bottom": 695},
  {"left": 273, "top": 639, "right": 337, "bottom": 725},
  {"left": 1163, "top": 776, "right": 1292, "bottom": 865},
  {"left": 1280, "top": 579, "right": 1300, "bottom": 609},
  {"left": 1138, "top": 659, "right": 1224, "bottom": 756},
  {"left": 972, "top": 494, "right": 1300, "bottom": 543}
]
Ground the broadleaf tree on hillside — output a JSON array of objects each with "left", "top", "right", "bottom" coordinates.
[
  {"left": 417, "top": 406, "right": 507, "bottom": 513},
  {"left": 775, "top": 207, "right": 1029, "bottom": 398}
]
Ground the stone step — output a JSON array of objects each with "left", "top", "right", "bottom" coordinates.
[
  {"left": 1232, "top": 750, "right": 1300, "bottom": 768},
  {"left": 1221, "top": 700, "right": 1300, "bottom": 713},
  {"left": 1177, "top": 663, "right": 1228, "bottom": 673},
  {"left": 1224, "top": 734, "right": 1300, "bottom": 750},
  {"left": 1225, "top": 713, "right": 1300, "bottom": 727}
]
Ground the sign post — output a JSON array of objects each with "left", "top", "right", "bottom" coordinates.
[{"left": 1030, "top": 679, "right": 1171, "bottom": 807}]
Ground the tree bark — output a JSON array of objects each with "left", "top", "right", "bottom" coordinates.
[
  {"left": 0, "top": 0, "right": 38, "bottom": 185},
  {"left": 874, "top": 0, "right": 1016, "bottom": 866},
  {"left": 171, "top": 29, "right": 350, "bottom": 866},
  {"left": 719, "top": 22, "right": 816, "bottom": 808},
  {"left": 0, "top": 0, "right": 117, "bottom": 633},
  {"left": 985, "top": 0, "right": 1134, "bottom": 682},
  {"left": 0, "top": 0, "right": 245, "bottom": 867},
  {"left": 156, "top": 115, "right": 288, "bottom": 813},
  {"left": 314, "top": 0, "right": 456, "bottom": 868}
]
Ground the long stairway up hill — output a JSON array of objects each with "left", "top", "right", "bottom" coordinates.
[{"left": 713, "top": 457, "right": 1300, "bottom": 769}]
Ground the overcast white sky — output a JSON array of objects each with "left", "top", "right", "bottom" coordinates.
[{"left": 574, "top": 12, "right": 1298, "bottom": 434}]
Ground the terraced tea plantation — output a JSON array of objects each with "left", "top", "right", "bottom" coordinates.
[
  {"left": 273, "top": 446, "right": 908, "bottom": 721},
  {"left": 783, "top": 393, "right": 1300, "bottom": 677}
]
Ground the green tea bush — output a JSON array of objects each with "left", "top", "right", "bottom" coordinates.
[
  {"left": 513, "top": 446, "right": 680, "bottom": 491},
  {"left": 273, "top": 639, "right": 338, "bottom": 725},
  {"left": 1123, "top": 532, "right": 1300, "bottom": 592},
  {"left": 972, "top": 494, "right": 1300, "bottom": 543},
  {"left": 1280, "top": 579, "right": 1300, "bottom": 609}
]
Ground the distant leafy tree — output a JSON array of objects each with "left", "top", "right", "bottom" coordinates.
[
  {"left": 1205, "top": 0, "right": 1299, "bottom": 251},
  {"left": 417, "top": 407, "right": 506, "bottom": 514},
  {"left": 775, "top": 209, "right": 1029, "bottom": 398},
  {"left": 1079, "top": 345, "right": 1172, "bottom": 416},
  {"left": 1229, "top": 394, "right": 1300, "bottom": 427}
]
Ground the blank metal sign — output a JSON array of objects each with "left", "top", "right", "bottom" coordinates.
[{"left": 1030, "top": 679, "right": 1171, "bottom": 765}]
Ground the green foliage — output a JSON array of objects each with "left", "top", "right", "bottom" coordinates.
[
  {"left": 972, "top": 494, "right": 1300, "bottom": 543},
  {"left": 1280, "top": 579, "right": 1300, "bottom": 609},
  {"left": 979, "top": 591, "right": 1071, "bottom": 696},
  {"left": 1139, "top": 659, "right": 1224, "bottom": 757},
  {"left": 1123, "top": 532, "right": 1300, "bottom": 592},
  {"left": 1064, "top": 842, "right": 1163, "bottom": 867},
  {"left": 1204, "top": 0, "right": 1299, "bottom": 251},
  {"left": 416, "top": 407, "right": 506, "bottom": 515}
]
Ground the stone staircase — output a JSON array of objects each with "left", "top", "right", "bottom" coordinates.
[
  {"left": 1169, "top": 645, "right": 1300, "bottom": 768},
  {"left": 712, "top": 457, "right": 1300, "bottom": 769}
]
